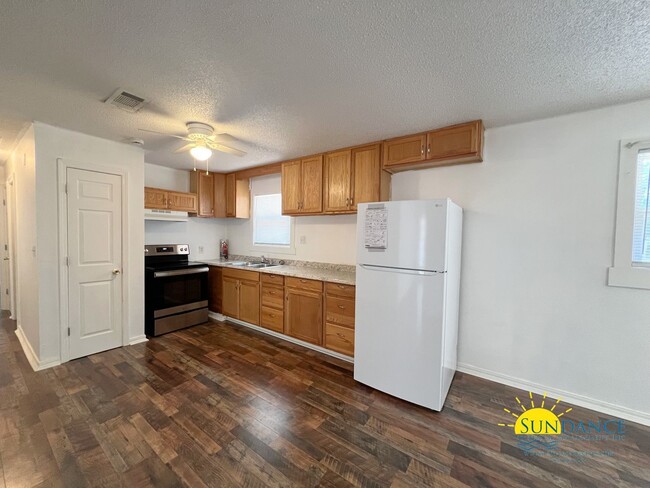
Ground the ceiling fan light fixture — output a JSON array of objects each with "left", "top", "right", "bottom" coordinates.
[{"left": 190, "top": 145, "right": 212, "bottom": 161}]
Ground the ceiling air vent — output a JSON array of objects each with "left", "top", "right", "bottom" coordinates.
[{"left": 104, "top": 88, "right": 148, "bottom": 113}]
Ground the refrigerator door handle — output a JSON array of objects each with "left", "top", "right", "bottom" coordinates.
[{"left": 359, "top": 264, "right": 445, "bottom": 276}]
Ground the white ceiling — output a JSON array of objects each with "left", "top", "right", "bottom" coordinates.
[{"left": 1, "top": 1, "right": 649, "bottom": 171}]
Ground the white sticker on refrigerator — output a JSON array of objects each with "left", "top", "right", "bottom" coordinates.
[{"left": 364, "top": 205, "right": 388, "bottom": 249}]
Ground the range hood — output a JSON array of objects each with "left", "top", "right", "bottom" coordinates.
[{"left": 144, "top": 209, "right": 189, "bottom": 222}]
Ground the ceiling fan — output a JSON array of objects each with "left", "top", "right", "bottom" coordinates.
[{"left": 139, "top": 122, "right": 246, "bottom": 161}]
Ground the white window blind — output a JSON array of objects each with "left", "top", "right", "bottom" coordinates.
[
  {"left": 632, "top": 149, "right": 650, "bottom": 265},
  {"left": 253, "top": 194, "right": 291, "bottom": 246}
]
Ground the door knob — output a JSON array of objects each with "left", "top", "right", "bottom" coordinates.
[{"left": 112, "top": 269, "right": 121, "bottom": 275}]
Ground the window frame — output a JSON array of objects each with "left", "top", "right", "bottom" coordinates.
[
  {"left": 248, "top": 176, "right": 295, "bottom": 256},
  {"left": 608, "top": 138, "right": 650, "bottom": 289}
]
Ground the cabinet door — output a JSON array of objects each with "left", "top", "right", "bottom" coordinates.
[
  {"left": 221, "top": 276, "right": 239, "bottom": 318},
  {"left": 225, "top": 173, "right": 236, "bottom": 217},
  {"left": 144, "top": 188, "right": 168, "bottom": 209},
  {"left": 285, "top": 288, "right": 322, "bottom": 345},
  {"left": 281, "top": 160, "right": 302, "bottom": 214},
  {"left": 382, "top": 134, "right": 426, "bottom": 168},
  {"left": 426, "top": 120, "right": 482, "bottom": 163},
  {"left": 239, "top": 280, "right": 260, "bottom": 325},
  {"left": 213, "top": 173, "right": 227, "bottom": 218},
  {"left": 208, "top": 267, "right": 223, "bottom": 313},
  {"left": 351, "top": 144, "right": 381, "bottom": 209},
  {"left": 324, "top": 150, "right": 352, "bottom": 212},
  {"left": 190, "top": 172, "right": 214, "bottom": 217},
  {"left": 301, "top": 155, "right": 323, "bottom": 213},
  {"left": 167, "top": 191, "right": 197, "bottom": 212}
]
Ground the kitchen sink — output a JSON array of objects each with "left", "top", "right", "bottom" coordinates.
[{"left": 228, "top": 261, "right": 278, "bottom": 268}]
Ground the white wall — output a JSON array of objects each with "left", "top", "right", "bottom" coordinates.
[
  {"left": 5, "top": 125, "right": 39, "bottom": 353},
  {"left": 392, "top": 99, "right": 650, "bottom": 420},
  {"left": 144, "top": 163, "right": 228, "bottom": 260},
  {"left": 34, "top": 123, "right": 145, "bottom": 362}
]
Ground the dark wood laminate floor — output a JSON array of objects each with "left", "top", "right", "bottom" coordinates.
[{"left": 1, "top": 314, "right": 648, "bottom": 487}]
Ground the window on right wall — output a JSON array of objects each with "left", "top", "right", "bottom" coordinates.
[{"left": 609, "top": 139, "right": 650, "bottom": 289}]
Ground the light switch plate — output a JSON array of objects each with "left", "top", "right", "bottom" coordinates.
[{"left": 299, "top": 236, "right": 306, "bottom": 245}]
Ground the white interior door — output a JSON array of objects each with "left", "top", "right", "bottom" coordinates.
[{"left": 67, "top": 167, "right": 123, "bottom": 359}]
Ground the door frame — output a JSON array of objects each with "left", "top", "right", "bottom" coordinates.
[
  {"left": 6, "top": 174, "right": 17, "bottom": 320},
  {"left": 57, "top": 158, "right": 130, "bottom": 363}
]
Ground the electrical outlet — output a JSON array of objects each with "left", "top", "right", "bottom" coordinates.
[
  {"left": 299, "top": 235, "right": 306, "bottom": 245},
  {"left": 198, "top": 245, "right": 204, "bottom": 254}
]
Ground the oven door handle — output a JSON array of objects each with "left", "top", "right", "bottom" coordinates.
[{"left": 153, "top": 267, "right": 209, "bottom": 278}]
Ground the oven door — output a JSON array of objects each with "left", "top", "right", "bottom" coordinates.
[{"left": 146, "top": 267, "right": 209, "bottom": 335}]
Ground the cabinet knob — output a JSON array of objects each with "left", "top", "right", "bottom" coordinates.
[
  {"left": 421, "top": 145, "right": 424, "bottom": 155},
  {"left": 427, "top": 144, "right": 431, "bottom": 154}
]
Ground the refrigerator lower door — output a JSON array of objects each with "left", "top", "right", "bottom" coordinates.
[{"left": 354, "top": 264, "right": 447, "bottom": 411}]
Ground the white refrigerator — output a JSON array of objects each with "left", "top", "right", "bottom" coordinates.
[{"left": 354, "top": 199, "right": 462, "bottom": 411}]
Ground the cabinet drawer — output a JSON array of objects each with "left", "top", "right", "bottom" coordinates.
[
  {"left": 325, "top": 282, "right": 355, "bottom": 299},
  {"left": 223, "top": 267, "right": 259, "bottom": 282},
  {"left": 261, "top": 285, "right": 284, "bottom": 310},
  {"left": 261, "top": 306, "right": 284, "bottom": 333},
  {"left": 261, "top": 273, "right": 284, "bottom": 286},
  {"left": 324, "top": 323, "right": 354, "bottom": 356},
  {"left": 285, "top": 276, "right": 323, "bottom": 292},
  {"left": 325, "top": 296, "right": 355, "bottom": 328}
]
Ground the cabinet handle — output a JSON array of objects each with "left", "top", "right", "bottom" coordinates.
[
  {"left": 270, "top": 313, "right": 275, "bottom": 318},
  {"left": 338, "top": 305, "right": 345, "bottom": 310},
  {"left": 269, "top": 291, "right": 275, "bottom": 295},
  {"left": 346, "top": 197, "right": 349, "bottom": 207},
  {"left": 350, "top": 196, "right": 353, "bottom": 206},
  {"left": 421, "top": 145, "right": 424, "bottom": 155},
  {"left": 300, "top": 279, "right": 307, "bottom": 283},
  {"left": 427, "top": 144, "right": 431, "bottom": 154}
]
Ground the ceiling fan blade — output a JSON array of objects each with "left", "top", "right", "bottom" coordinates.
[
  {"left": 138, "top": 128, "right": 189, "bottom": 140},
  {"left": 174, "top": 143, "right": 195, "bottom": 153},
  {"left": 207, "top": 141, "right": 247, "bottom": 157},
  {"left": 210, "top": 132, "right": 239, "bottom": 143}
]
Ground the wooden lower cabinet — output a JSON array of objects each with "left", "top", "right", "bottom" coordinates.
[
  {"left": 221, "top": 276, "right": 239, "bottom": 318},
  {"left": 208, "top": 267, "right": 223, "bottom": 313},
  {"left": 285, "top": 279, "right": 323, "bottom": 345},
  {"left": 324, "top": 282, "right": 356, "bottom": 356},
  {"left": 211, "top": 268, "right": 355, "bottom": 356},
  {"left": 221, "top": 268, "right": 260, "bottom": 325},
  {"left": 239, "top": 280, "right": 260, "bottom": 325}
]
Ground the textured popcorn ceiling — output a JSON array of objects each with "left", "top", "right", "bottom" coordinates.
[{"left": 1, "top": 1, "right": 649, "bottom": 170}]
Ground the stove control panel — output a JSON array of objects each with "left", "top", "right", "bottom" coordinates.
[{"left": 145, "top": 244, "right": 190, "bottom": 256}]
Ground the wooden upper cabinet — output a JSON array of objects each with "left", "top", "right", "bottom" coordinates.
[
  {"left": 282, "top": 160, "right": 302, "bottom": 214},
  {"left": 382, "top": 134, "right": 426, "bottom": 168},
  {"left": 351, "top": 143, "right": 388, "bottom": 209},
  {"left": 383, "top": 120, "right": 483, "bottom": 172},
  {"left": 300, "top": 155, "right": 323, "bottom": 213},
  {"left": 189, "top": 172, "right": 214, "bottom": 217},
  {"left": 167, "top": 191, "right": 197, "bottom": 212},
  {"left": 282, "top": 156, "right": 323, "bottom": 215},
  {"left": 426, "top": 120, "right": 483, "bottom": 164},
  {"left": 227, "top": 175, "right": 250, "bottom": 219},
  {"left": 144, "top": 187, "right": 168, "bottom": 209},
  {"left": 145, "top": 187, "right": 198, "bottom": 212},
  {"left": 323, "top": 150, "right": 352, "bottom": 212},
  {"left": 213, "top": 173, "right": 227, "bottom": 218},
  {"left": 225, "top": 173, "right": 236, "bottom": 217}
]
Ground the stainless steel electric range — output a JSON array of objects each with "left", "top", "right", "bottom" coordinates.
[{"left": 145, "top": 244, "right": 209, "bottom": 336}]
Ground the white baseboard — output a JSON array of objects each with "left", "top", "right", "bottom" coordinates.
[
  {"left": 128, "top": 334, "right": 148, "bottom": 345},
  {"left": 458, "top": 362, "right": 650, "bottom": 427},
  {"left": 15, "top": 326, "right": 61, "bottom": 371},
  {"left": 208, "top": 312, "right": 353, "bottom": 363}
]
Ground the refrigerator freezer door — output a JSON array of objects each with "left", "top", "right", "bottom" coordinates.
[
  {"left": 356, "top": 200, "right": 448, "bottom": 272},
  {"left": 354, "top": 264, "right": 447, "bottom": 410}
]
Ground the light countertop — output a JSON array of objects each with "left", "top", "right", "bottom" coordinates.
[{"left": 197, "top": 259, "right": 356, "bottom": 285}]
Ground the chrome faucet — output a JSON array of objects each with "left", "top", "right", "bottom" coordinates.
[{"left": 260, "top": 255, "right": 270, "bottom": 264}]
